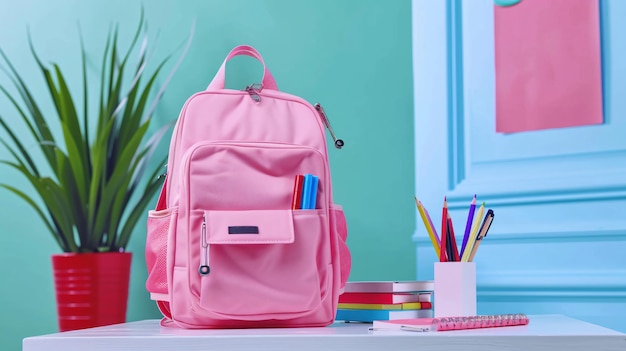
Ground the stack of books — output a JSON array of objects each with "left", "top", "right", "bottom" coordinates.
[{"left": 335, "top": 281, "right": 435, "bottom": 322}]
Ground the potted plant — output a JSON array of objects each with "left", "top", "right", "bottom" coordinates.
[{"left": 0, "top": 13, "right": 188, "bottom": 331}]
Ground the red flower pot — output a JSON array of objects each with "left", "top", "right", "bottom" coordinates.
[{"left": 51, "top": 252, "right": 132, "bottom": 332}]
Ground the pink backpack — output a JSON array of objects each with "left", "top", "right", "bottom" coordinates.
[{"left": 145, "top": 45, "right": 351, "bottom": 328}]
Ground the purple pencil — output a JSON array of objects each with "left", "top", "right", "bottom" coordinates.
[{"left": 460, "top": 195, "right": 476, "bottom": 257}]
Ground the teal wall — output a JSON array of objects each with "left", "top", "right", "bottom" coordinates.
[{"left": 0, "top": 0, "right": 414, "bottom": 349}]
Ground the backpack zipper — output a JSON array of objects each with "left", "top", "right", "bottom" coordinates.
[
  {"left": 241, "top": 86, "right": 343, "bottom": 149},
  {"left": 244, "top": 83, "right": 263, "bottom": 102},
  {"left": 199, "top": 214, "right": 210, "bottom": 276},
  {"left": 314, "top": 103, "right": 344, "bottom": 149}
]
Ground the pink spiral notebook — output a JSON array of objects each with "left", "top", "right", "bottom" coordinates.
[{"left": 372, "top": 313, "right": 529, "bottom": 332}]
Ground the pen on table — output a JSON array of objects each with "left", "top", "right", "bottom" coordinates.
[
  {"left": 447, "top": 213, "right": 460, "bottom": 261},
  {"left": 460, "top": 195, "right": 476, "bottom": 258},
  {"left": 468, "top": 209, "right": 494, "bottom": 262},
  {"left": 440, "top": 197, "right": 449, "bottom": 262},
  {"left": 415, "top": 197, "right": 441, "bottom": 257},
  {"left": 461, "top": 201, "right": 485, "bottom": 262}
]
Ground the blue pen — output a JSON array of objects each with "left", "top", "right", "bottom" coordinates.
[
  {"left": 301, "top": 174, "right": 313, "bottom": 209},
  {"left": 308, "top": 175, "right": 319, "bottom": 209}
]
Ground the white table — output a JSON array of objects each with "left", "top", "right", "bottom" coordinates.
[{"left": 22, "top": 314, "right": 626, "bottom": 351}]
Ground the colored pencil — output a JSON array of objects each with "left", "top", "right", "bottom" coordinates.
[
  {"left": 460, "top": 195, "right": 476, "bottom": 258},
  {"left": 423, "top": 201, "right": 441, "bottom": 248},
  {"left": 447, "top": 214, "right": 460, "bottom": 262},
  {"left": 414, "top": 197, "right": 440, "bottom": 257},
  {"left": 445, "top": 220, "right": 454, "bottom": 262},
  {"left": 440, "top": 197, "right": 448, "bottom": 262},
  {"left": 461, "top": 201, "right": 485, "bottom": 262}
]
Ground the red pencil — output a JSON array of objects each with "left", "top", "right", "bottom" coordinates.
[{"left": 440, "top": 197, "right": 448, "bottom": 262}]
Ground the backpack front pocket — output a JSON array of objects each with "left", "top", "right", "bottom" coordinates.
[
  {"left": 181, "top": 142, "right": 332, "bottom": 319},
  {"left": 181, "top": 141, "right": 328, "bottom": 211},
  {"left": 197, "top": 209, "right": 330, "bottom": 317}
]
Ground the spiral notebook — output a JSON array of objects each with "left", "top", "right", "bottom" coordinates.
[{"left": 372, "top": 313, "right": 529, "bottom": 332}]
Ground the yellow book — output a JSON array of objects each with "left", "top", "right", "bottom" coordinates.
[
  {"left": 401, "top": 302, "right": 422, "bottom": 310},
  {"left": 337, "top": 302, "right": 425, "bottom": 310},
  {"left": 337, "top": 303, "right": 403, "bottom": 310}
]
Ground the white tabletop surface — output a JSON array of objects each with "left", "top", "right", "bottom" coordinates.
[{"left": 22, "top": 314, "right": 626, "bottom": 351}]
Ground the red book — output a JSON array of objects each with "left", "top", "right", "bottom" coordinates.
[
  {"left": 339, "top": 292, "right": 422, "bottom": 304},
  {"left": 291, "top": 174, "right": 304, "bottom": 209}
]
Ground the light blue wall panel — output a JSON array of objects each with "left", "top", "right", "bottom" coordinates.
[{"left": 412, "top": 0, "right": 626, "bottom": 332}]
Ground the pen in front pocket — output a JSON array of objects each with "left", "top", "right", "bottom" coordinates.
[
  {"left": 308, "top": 175, "right": 319, "bottom": 209},
  {"left": 291, "top": 175, "right": 304, "bottom": 210}
]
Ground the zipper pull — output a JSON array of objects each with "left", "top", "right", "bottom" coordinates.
[
  {"left": 314, "top": 103, "right": 344, "bottom": 149},
  {"left": 199, "top": 215, "right": 210, "bottom": 276},
  {"left": 244, "top": 83, "right": 263, "bottom": 102}
]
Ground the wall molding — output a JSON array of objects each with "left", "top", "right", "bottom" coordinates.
[
  {"left": 478, "top": 285, "right": 626, "bottom": 301},
  {"left": 424, "top": 0, "right": 626, "bottom": 207},
  {"left": 413, "top": 228, "right": 626, "bottom": 244},
  {"left": 480, "top": 270, "right": 626, "bottom": 300},
  {"left": 446, "top": 184, "right": 626, "bottom": 209},
  {"left": 446, "top": 0, "right": 465, "bottom": 188}
]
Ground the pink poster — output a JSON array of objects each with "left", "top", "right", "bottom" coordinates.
[{"left": 494, "top": 0, "right": 603, "bottom": 133}]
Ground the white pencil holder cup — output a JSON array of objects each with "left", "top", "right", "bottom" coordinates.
[{"left": 434, "top": 262, "right": 477, "bottom": 318}]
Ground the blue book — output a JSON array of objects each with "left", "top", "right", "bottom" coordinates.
[
  {"left": 335, "top": 308, "right": 433, "bottom": 323},
  {"left": 301, "top": 174, "right": 313, "bottom": 209}
]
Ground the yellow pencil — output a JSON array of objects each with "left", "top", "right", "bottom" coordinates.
[
  {"left": 414, "top": 197, "right": 440, "bottom": 257},
  {"left": 461, "top": 201, "right": 485, "bottom": 262}
]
